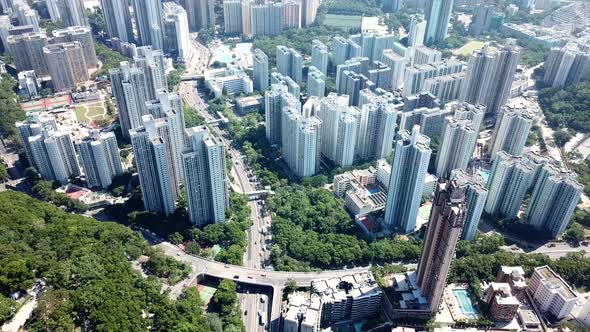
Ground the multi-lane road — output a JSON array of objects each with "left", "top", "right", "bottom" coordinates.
[
  {"left": 157, "top": 241, "right": 370, "bottom": 332},
  {"left": 178, "top": 53, "right": 276, "bottom": 330}
]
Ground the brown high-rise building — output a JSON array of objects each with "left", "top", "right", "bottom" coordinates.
[
  {"left": 181, "top": 0, "right": 214, "bottom": 31},
  {"left": 52, "top": 26, "right": 97, "bottom": 68},
  {"left": 282, "top": 0, "right": 301, "bottom": 29},
  {"left": 43, "top": 42, "right": 88, "bottom": 92},
  {"left": 416, "top": 180, "right": 466, "bottom": 314}
]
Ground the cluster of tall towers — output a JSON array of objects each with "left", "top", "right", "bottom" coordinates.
[
  {"left": 99, "top": 0, "right": 193, "bottom": 61},
  {"left": 109, "top": 49, "right": 229, "bottom": 223},
  {"left": 223, "top": 0, "right": 321, "bottom": 37}
]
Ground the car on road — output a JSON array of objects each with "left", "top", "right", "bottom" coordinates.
[
  {"left": 233, "top": 275, "right": 240, "bottom": 279},
  {"left": 260, "top": 297, "right": 265, "bottom": 303},
  {"left": 224, "top": 264, "right": 229, "bottom": 268},
  {"left": 244, "top": 310, "right": 248, "bottom": 315},
  {"left": 247, "top": 275, "right": 253, "bottom": 279}
]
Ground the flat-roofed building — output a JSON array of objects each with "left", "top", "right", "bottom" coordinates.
[
  {"left": 529, "top": 265, "right": 579, "bottom": 320},
  {"left": 485, "top": 283, "right": 520, "bottom": 322}
]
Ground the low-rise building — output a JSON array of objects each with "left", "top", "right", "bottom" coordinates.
[
  {"left": 311, "top": 272, "right": 382, "bottom": 327},
  {"left": 375, "top": 159, "right": 391, "bottom": 189},
  {"left": 518, "top": 307, "right": 542, "bottom": 330},
  {"left": 529, "top": 265, "right": 579, "bottom": 319},
  {"left": 577, "top": 297, "right": 590, "bottom": 327},
  {"left": 236, "top": 95, "right": 263, "bottom": 115},
  {"left": 284, "top": 292, "right": 321, "bottom": 332},
  {"left": 497, "top": 266, "right": 528, "bottom": 296},
  {"left": 204, "top": 67, "right": 253, "bottom": 98},
  {"left": 333, "top": 167, "right": 386, "bottom": 217},
  {"left": 485, "top": 282, "right": 520, "bottom": 322}
]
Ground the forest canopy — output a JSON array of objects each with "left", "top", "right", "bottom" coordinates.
[
  {"left": 538, "top": 82, "right": 590, "bottom": 133},
  {"left": 0, "top": 190, "right": 213, "bottom": 330}
]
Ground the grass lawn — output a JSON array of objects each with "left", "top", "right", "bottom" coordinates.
[
  {"left": 75, "top": 105, "right": 89, "bottom": 122},
  {"left": 197, "top": 281, "right": 218, "bottom": 305},
  {"left": 324, "top": 14, "right": 361, "bottom": 31},
  {"left": 454, "top": 40, "right": 485, "bottom": 57},
  {"left": 87, "top": 106, "right": 105, "bottom": 117},
  {"left": 74, "top": 101, "right": 110, "bottom": 124}
]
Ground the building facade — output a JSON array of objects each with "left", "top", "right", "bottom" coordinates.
[
  {"left": 182, "top": 126, "right": 229, "bottom": 225},
  {"left": 416, "top": 180, "right": 466, "bottom": 314},
  {"left": 485, "top": 151, "right": 533, "bottom": 219},
  {"left": 490, "top": 106, "right": 534, "bottom": 157},
  {"left": 384, "top": 126, "right": 432, "bottom": 233},
  {"left": 77, "top": 130, "right": 124, "bottom": 189},
  {"left": 460, "top": 44, "right": 521, "bottom": 114},
  {"left": 526, "top": 165, "right": 582, "bottom": 237},
  {"left": 253, "top": 48, "right": 269, "bottom": 91}
]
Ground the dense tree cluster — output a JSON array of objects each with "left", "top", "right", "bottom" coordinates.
[
  {"left": 221, "top": 106, "right": 288, "bottom": 188},
  {"left": 539, "top": 82, "right": 590, "bottom": 133},
  {"left": 167, "top": 65, "right": 186, "bottom": 91},
  {"left": 93, "top": 41, "right": 131, "bottom": 79},
  {"left": 268, "top": 186, "right": 421, "bottom": 270},
  {"left": 569, "top": 162, "right": 590, "bottom": 195},
  {"left": 209, "top": 280, "right": 245, "bottom": 332},
  {"left": 323, "top": 0, "right": 382, "bottom": 16},
  {"left": 0, "top": 75, "right": 26, "bottom": 141},
  {"left": 86, "top": 8, "right": 106, "bottom": 37},
  {"left": 0, "top": 157, "right": 8, "bottom": 182},
  {"left": 252, "top": 25, "right": 347, "bottom": 67},
  {"left": 183, "top": 193, "right": 252, "bottom": 265},
  {"left": 25, "top": 167, "right": 89, "bottom": 212},
  {"left": 142, "top": 247, "right": 191, "bottom": 284},
  {"left": 0, "top": 190, "right": 238, "bottom": 330},
  {"left": 183, "top": 104, "right": 206, "bottom": 128},
  {"left": 451, "top": 235, "right": 590, "bottom": 299},
  {"left": 384, "top": 8, "right": 419, "bottom": 32},
  {"left": 0, "top": 297, "right": 16, "bottom": 324},
  {"left": 516, "top": 38, "right": 547, "bottom": 67},
  {"left": 573, "top": 209, "right": 590, "bottom": 228}
]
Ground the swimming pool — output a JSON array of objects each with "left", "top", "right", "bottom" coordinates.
[
  {"left": 366, "top": 185, "right": 381, "bottom": 195},
  {"left": 452, "top": 289, "right": 477, "bottom": 319}
]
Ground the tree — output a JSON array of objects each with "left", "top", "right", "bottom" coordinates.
[
  {"left": 553, "top": 130, "right": 573, "bottom": 148},
  {"left": 538, "top": 82, "right": 590, "bottom": 134},
  {"left": 0, "top": 190, "right": 241, "bottom": 331},
  {"left": 0, "top": 297, "right": 16, "bottom": 324},
  {"left": 207, "top": 313, "right": 224, "bottom": 332},
  {"left": 183, "top": 104, "right": 205, "bottom": 127},
  {"left": 211, "top": 280, "right": 239, "bottom": 316},
  {"left": 142, "top": 247, "right": 191, "bottom": 284},
  {"left": 167, "top": 65, "right": 186, "bottom": 91},
  {"left": 86, "top": 8, "right": 107, "bottom": 36},
  {"left": 564, "top": 223, "right": 585, "bottom": 244},
  {"left": 168, "top": 232, "right": 184, "bottom": 245},
  {"left": 93, "top": 42, "right": 131, "bottom": 78},
  {"left": 267, "top": 185, "right": 421, "bottom": 270},
  {"left": 0, "top": 158, "right": 8, "bottom": 182},
  {"left": 0, "top": 75, "right": 26, "bottom": 140},
  {"left": 285, "top": 279, "right": 297, "bottom": 294}
]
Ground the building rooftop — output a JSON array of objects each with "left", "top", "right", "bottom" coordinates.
[
  {"left": 311, "top": 272, "right": 381, "bottom": 303},
  {"left": 535, "top": 265, "right": 578, "bottom": 300}
]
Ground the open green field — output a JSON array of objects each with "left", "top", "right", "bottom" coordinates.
[
  {"left": 197, "top": 282, "right": 217, "bottom": 305},
  {"left": 75, "top": 101, "right": 111, "bottom": 125},
  {"left": 454, "top": 40, "right": 485, "bottom": 56},
  {"left": 324, "top": 14, "right": 362, "bottom": 31}
]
